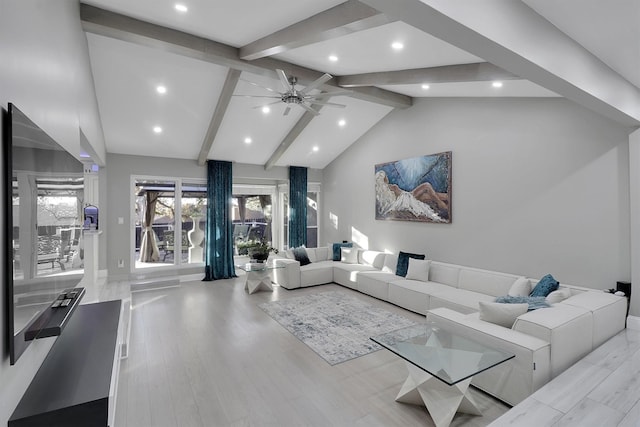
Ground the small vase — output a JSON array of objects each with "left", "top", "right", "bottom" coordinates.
[{"left": 188, "top": 216, "right": 204, "bottom": 263}]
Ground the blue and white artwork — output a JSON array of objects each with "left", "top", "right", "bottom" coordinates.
[{"left": 375, "top": 152, "right": 451, "bottom": 223}]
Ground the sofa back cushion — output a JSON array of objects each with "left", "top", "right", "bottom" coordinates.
[
  {"left": 458, "top": 268, "right": 520, "bottom": 297},
  {"left": 358, "top": 250, "right": 386, "bottom": 268},
  {"left": 307, "top": 246, "right": 331, "bottom": 262},
  {"left": 429, "top": 262, "right": 460, "bottom": 287},
  {"left": 381, "top": 254, "right": 398, "bottom": 274}
]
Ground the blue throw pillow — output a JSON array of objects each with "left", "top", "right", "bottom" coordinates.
[
  {"left": 396, "top": 251, "right": 426, "bottom": 277},
  {"left": 292, "top": 246, "right": 311, "bottom": 266},
  {"left": 530, "top": 274, "right": 559, "bottom": 297},
  {"left": 332, "top": 242, "right": 352, "bottom": 261},
  {"left": 495, "top": 295, "right": 550, "bottom": 311}
]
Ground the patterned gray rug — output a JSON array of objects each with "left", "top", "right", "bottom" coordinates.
[{"left": 259, "top": 291, "right": 418, "bottom": 365}]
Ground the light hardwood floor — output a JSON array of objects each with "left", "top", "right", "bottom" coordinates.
[
  {"left": 114, "top": 276, "right": 510, "bottom": 427},
  {"left": 490, "top": 326, "right": 640, "bottom": 427}
]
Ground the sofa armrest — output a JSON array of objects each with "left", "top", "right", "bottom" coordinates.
[
  {"left": 513, "top": 304, "right": 592, "bottom": 378},
  {"left": 427, "top": 307, "right": 551, "bottom": 405},
  {"left": 272, "top": 258, "right": 301, "bottom": 289}
]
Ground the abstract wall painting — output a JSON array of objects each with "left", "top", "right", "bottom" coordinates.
[{"left": 375, "top": 151, "right": 452, "bottom": 223}]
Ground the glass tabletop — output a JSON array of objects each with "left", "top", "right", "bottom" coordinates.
[
  {"left": 371, "top": 323, "right": 514, "bottom": 386},
  {"left": 235, "top": 260, "right": 284, "bottom": 272}
]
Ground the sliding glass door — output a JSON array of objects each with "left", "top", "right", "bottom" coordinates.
[{"left": 133, "top": 177, "right": 206, "bottom": 271}]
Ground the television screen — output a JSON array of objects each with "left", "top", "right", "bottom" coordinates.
[{"left": 5, "top": 103, "right": 85, "bottom": 364}]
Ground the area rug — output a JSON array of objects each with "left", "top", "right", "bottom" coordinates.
[{"left": 258, "top": 291, "right": 418, "bottom": 365}]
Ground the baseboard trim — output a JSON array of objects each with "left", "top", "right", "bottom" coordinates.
[
  {"left": 180, "top": 273, "right": 204, "bottom": 283},
  {"left": 627, "top": 316, "right": 640, "bottom": 331}
]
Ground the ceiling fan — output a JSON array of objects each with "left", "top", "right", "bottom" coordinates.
[{"left": 237, "top": 69, "right": 350, "bottom": 116}]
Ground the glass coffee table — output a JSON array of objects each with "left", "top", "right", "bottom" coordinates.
[
  {"left": 371, "top": 323, "right": 514, "bottom": 427},
  {"left": 235, "top": 260, "right": 283, "bottom": 294}
]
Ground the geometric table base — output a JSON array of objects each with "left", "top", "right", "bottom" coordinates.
[
  {"left": 244, "top": 269, "right": 274, "bottom": 294},
  {"left": 396, "top": 362, "right": 482, "bottom": 427}
]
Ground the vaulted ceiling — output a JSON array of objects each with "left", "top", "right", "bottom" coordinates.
[{"left": 81, "top": 0, "right": 640, "bottom": 170}]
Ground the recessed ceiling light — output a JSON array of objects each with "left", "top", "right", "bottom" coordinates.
[
  {"left": 174, "top": 4, "right": 188, "bottom": 12},
  {"left": 153, "top": 126, "right": 162, "bottom": 134},
  {"left": 391, "top": 41, "right": 404, "bottom": 50},
  {"left": 312, "top": 146, "right": 319, "bottom": 152},
  {"left": 338, "top": 119, "right": 346, "bottom": 127},
  {"left": 328, "top": 55, "right": 338, "bottom": 62},
  {"left": 244, "top": 137, "right": 252, "bottom": 144},
  {"left": 261, "top": 106, "right": 270, "bottom": 114},
  {"left": 156, "top": 85, "right": 167, "bottom": 94},
  {"left": 492, "top": 81, "right": 503, "bottom": 88},
  {"left": 421, "top": 84, "right": 430, "bottom": 90}
]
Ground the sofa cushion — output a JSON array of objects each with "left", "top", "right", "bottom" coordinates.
[
  {"left": 333, "top": 263, "right": 376, "bottom": 290},
  {"left": 382, "top": 254, "right": 398, "bottom": 273},
  {"left": 429, "top": 262, "right": 460, "bottom": 287},
  {"left": 458, "top": 268, "right": 521, "bottom": 297},
  {"left": 508, "top": 277, "right": 531, "bottom": 297},
  {"left": 307, "top": 247, "right": 329, "bottom": 262},
  {"left": 429, "top": 288, "right": 496, "bottom": 314},
  {"left": 479, "top": 301, "right": 529, "bottom": 328},
  {"left": 406, "top": 258, "right": 430, "bottom": 282},
  {"left": 299, "top": 261, "right": 334, "bottom": 287},
  {"left": 530, "top": 274, "right": 559, "bottom": 297},
  {"left": 332, "top": 242, "right": 352, "bottom": 261},
  {"left": 292, "top": 246, "right": 311, "bottom": 266},
  {"left": 359, "top": 250, "right": 386, "bottom": 269},
  {"left": 340, "top": 247, "right": 358, "bottom": 264},
  {"left": 357, "top": 271, "right": 397, "bottom": 300},
  {"left": 396, "top": 251, "right": 425, "bottom": 277},
  {"left": 388, "top": 279, "right": 452, "bottom": 315}
]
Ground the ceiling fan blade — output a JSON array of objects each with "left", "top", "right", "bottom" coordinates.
[
  {"left": 283, "top": 106, "right": 291, "bottom": 116},
  {"left": 233, "top": 95, "right": 281, "bottom": 98},
  {"left": 252, "top": 100, "right": 282, "bottom": 109},
  {"left": 300, "top": 73, "right": 332, "bottom": 95},
  {"left": 299, "top": 103, "right": 321, "bottom": 116},
  {"left": 307, "top": 100, "right": 346, "bottom": 108},
  {"left": 308, "top": 89, "right": 352, "bottom": 98},
  {"left": 276, "top": 69, "right": 291, "bottom": 92},
  {"left": 239, "top": 78, "right": 280, "bottom": 94}
]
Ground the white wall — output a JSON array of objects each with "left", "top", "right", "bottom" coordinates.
[
  {"left": 0, "top": 0, "right": 106, "bottom": 423},
  {"left": 323, "top": 98, "right": 632, "bottom": 303},
  {"left": 630, "top": 128, "right": 640, "bottom": 316}
]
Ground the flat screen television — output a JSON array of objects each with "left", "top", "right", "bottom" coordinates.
[{"left": 4, "top": 103, "right": 85, "bottom": 365}]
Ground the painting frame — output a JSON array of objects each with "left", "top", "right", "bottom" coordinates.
[{"left": 375, "top": 151, "right": 452, "bottom": 223}]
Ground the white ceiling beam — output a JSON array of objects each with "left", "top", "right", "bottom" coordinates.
[
  {"left": 80, "top": 4, "right": 411, "bottom": 110},
  {"left": 197, "top": 69, "right": 241, "bottom": 166},
  {"left": 360, "top": 0, "right": 640, "bottom": 126},
  {"left": 264, "top": 105, "right": 324, "bottom": 170},
  {"left": 338, "top": 62, "right": 518, "bottom": 87},
  {"left": 239, "top": 0, "right": 393, "bottom": 60}
]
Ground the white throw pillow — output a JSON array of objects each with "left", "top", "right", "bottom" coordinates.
[
  {"left": 405, "top": 258, "right": 430, "bottom": 282},
  {"left": 546, "top": 287, "right": 572, "bottom": 304},
  {"left": 285, "top": 249, "right": 295, "bottom": 259},
  {"left": 508, "top": 277, "right": 531, "bottom": 297},
  {"left": 479, "top": 302, "right": 528, "bottom": 328},
  {"left": 341, "top": 247, "right": 358, "bottom": 264}
]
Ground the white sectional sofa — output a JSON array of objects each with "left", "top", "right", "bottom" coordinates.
[{"left": 270, "top": 246, "right": 627, "bottom": 405}]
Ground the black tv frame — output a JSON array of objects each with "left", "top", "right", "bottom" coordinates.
[{"left": 4, "top": 103, "right": 85, "bottom": 365}]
